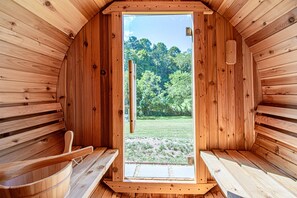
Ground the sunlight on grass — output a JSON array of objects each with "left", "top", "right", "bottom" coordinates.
[{"left": 124, "top": 117, "right": 194, "bottom": 165}]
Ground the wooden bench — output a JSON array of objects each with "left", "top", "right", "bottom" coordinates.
[
  {"left": 68, "top": 147, "right": 118, "bottom": 198},
  {"left": 201, "top": 150, "right": 297, "bottom": 198},
  {"left": 0, "top": 103, "right": 118, "bottom": 197},
  {"left": 201, "top": 104, "right": 297, "bottom": 198}
]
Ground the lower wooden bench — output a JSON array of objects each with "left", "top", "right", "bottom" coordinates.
[
  {"left": 201, "top": 150, "right": 297, "bottom": 198},
  {"left": 67, "top": 147, "right": 118, "bottom": 198}
]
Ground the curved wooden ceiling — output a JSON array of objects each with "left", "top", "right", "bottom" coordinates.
[{"left": 0, "top": 0, "right": 296, "bottom": 105}]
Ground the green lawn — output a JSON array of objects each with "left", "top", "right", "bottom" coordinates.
[
  {"left": 124, "top": 116, "right": 194, "bottom": 164},
  {"left": 124, "top": 116, "right": 193, "bottom": 139}
]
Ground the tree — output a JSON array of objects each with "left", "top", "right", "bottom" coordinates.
[
  {"left": 165, "top": 71, "right": 192, "bottom": 115},
  {"left": 168, "top": 46, "right": 181, "bottom": 57},
  {"left": 124, "top": 36, "right": 193, "bottom": 116},
  {"left": 137, "top": 71, "right": 164, "bottom": 116}
]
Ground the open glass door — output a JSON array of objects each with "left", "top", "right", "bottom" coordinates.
[{"left": 123, "top": 14, "right": 195, "bottom": 181}]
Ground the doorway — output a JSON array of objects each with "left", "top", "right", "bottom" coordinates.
[{"left": 123, "top": 14, "right": 195, "bottom": 180}]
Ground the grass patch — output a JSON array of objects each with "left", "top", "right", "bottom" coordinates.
[{"left": 124, "top": 117, "right": 194, "bottom": 164}]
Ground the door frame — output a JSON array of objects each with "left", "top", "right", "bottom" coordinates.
[{"left": 104, "top": 1, "right": 212, "bottom": 184}]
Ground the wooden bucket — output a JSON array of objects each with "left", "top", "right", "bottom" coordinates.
[{"left": 0, "top": 161, "right": 72, "bottom": 198}]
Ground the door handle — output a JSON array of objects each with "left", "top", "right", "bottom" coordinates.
[{"left": 128, "top": 60, "right": 136, "bottom": 133}]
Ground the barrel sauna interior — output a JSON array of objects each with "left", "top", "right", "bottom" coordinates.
[
  {"left": 0, "top": 162, "right": 72, "bottom": 198},
  {"left": 0, "top": 0, "right": 296, "bottom": 197}
]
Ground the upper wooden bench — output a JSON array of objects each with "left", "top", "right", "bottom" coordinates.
[{"left": 0, "top": 103, "right": 118, "bottom": 197}]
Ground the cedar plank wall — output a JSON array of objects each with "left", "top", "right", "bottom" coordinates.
[
  {"left": 0, "top": 0, "right": 296, "bottom": 193},
  {"left": 57, "top": 13, "right": 111, "bottom": 147},
  {"left": 57, "top": 12, "right": 253, "bottom": 150},
  {"left": 0, "top": 0, "right": 109, "bottom": 161}
]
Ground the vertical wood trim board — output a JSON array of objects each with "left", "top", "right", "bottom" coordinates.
[
  {"left": 111, "top": 12, "right": 124, "bottom": 182},
  {"left": 194, "top": 12, "right": 207, "bottom": 183},
  {"left": 242, "top": 41, "right": 254, "bottom": 150}
]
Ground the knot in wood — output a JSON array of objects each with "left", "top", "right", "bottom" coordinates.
[
  {"left": 289, "top": 17, "right": 295, "bottom": 23},
  {"left": 93, "top": 107, "right": 96, "bottom": 111},
  {"left": 45, "top": 1, "right": 51, "bottom": 7},
  {"left": 112, "top": 167, "right": 118, "bottom": 172},
  {"left": 112, "top": 33, "right": 116, "bottom": 38},
  {"left": 84, "top": 41, "right": 88, "bottom": 47},
  {"left": 195, "top": 29, "right": 201, "bottom": 34},
  {"left": 118, "top": 110, "right": 123, "bottom": 115},
  {"left": 69, "top": 33, "right": 74, "bottom": 39},
  {"left": 92, "top": 64, "right": 97, "bottom": 69},
  {"left": 198, "top": 73, "right": 203, "bottom": 80},
  {"left": 101, "top": 69, "right": 106, "bottom": 75}
]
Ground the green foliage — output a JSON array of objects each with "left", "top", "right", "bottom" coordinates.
[
  {"left": 165, "top": 71, "right": 192, "bottom": 115},
  {"left": 137, "top": 71, "right": 163, "bottom": 116},
  {"left": 124, "top": 36, "right": 193, "bottom": 116}
]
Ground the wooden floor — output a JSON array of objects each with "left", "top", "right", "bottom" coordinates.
[{"left": 91, "top": 183, "right": 224, "bottom": 198}]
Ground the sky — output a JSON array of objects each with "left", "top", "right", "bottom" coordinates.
[{"left": 124, "top": 14, "right": 193, "bottom": 52}]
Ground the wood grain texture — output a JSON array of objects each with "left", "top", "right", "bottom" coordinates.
[
  {"left": 103, "top": 1, "right": 213, "bottom": 14},
  {"left": 110, "top": 12, "right": 124, "bottom": 182},
  {"left": 202, "top": 150, "right": 297, "bottom": 198}
]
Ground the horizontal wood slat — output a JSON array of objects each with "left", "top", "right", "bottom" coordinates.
[
  {"left": 0, "top": 10, "right": 68, "bottom": 53},
  {"left": 0, "top": 92, "right": 56, "bottom": 105},
  {"left": 235, "top": 0, "right": 282, "bottom": 35},
  {"left": 0, "top": 40, "right": 62, "bottom": 68},
  {"left": 0, "top": 26, "right": 65, "bottom": 60},
  {"left": 103, "top": 1, "right": 213, "bottom": 14},
  {"left": 13, "top": 0, "right": 88, "bottom": 36},
  {"left": 257, "top": 50, "right": 297, "bottom": 70},
  {"left": 252, "top": 144, "right": 297, "bottom": 179},
  {"left": 257, "top": 105, "right": 297, "bottom": 120},
  {"left": 0, "top": 112, "right": 64, "bottom": 135},
  {"left": 262, "top": 84, "right": 297, "bottom": 95},
  {"left": 0, "top": 0, "right": 72, "bottom": 46},
  {"left": 0, "top": 122, "right": 65, "bottom": 151},
  {"left": 253, "top": 37, "right": 297, "bottom": 62},
  {"left": 0, "top": 54, "right": 60, "bottom": 77},
  {"left": 0, "top": 81, "right": 56, "bottom": 93},
  {"left": 261, "top": 74, "right": 297, "bottom": 86},
  {"left": 0, "top": 103, "right": 62, "bottom": 119},
  {"left": 259, "top": 62, "right": 297, "bottom": 79},
  {"left": 0, "top": 132, "right": 64, "bottom": 163},
  {"left": 262, "top": 95, "right": 297, "bottom": 106},
  {"left": 104, "top": 180, "right": 217, "bottom": 195},
  {"left": 255, "top": 125, "right": 297, "bottom": 149},
  {"left": 0, "top": 68, "right": 58, "bottom": 85},
  {"left": 249, "top": 23, "right": 297, "bottom": 54},
  {"left": 255, "top": 135, "right": 297, "bottom": 165},
  {"left": 255, "top": 114, "right": 297, "bottom": 135},
  {"left": 245, "top": 4, "right": 297, "bottom": 45}
]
